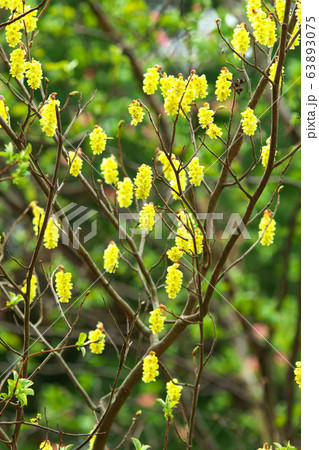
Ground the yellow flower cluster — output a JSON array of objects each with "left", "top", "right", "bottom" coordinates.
[
  {"left": 89, "top": 125, "right": 107, "bottom": 155},
  {"left": 164, "top": 74, "right": 185, "bottom": 116},
  {"left": 275, "top": 0, "right": 285, "bottom": 22},
  {"left": 269, "top": 59, "right": 284, "bottom": 88},
  {"left": 39, "top": 441, "right": 52, "bottom": 450},
  {"left": 241, "top": 107, "right": 258, "bottom": 135},
  {"left": 189, "top": 229, "right": 204, "bottom": 255},
  {"left": 139, "top": 203, "right": 155, "bottom": 232},
  {"left": 261, "top": 137, "right": 271, "bottom": 167},
  {"left": 21, "top": 274, "right": 37, "bottom": 303},
  {"left": 39, "top": 93, "right": 60, "bottom": 137},
  {"left": 55, "top": 269, "right": 73, "bottom": 303},
  {"left": 103, "top": 241, "right": 119, "bottom": 273},
  {"left": 0, "top": 98, "right": 8, "bottom": 127},
  {"left": 296, "top": 0, "right": 301, "bottom": 26},
  {"left": 170, "top": 170, "right": 187, "bottom": 200},
  {"left": 231, "top": 23, "right": 250, "bottom": 58},
  {"left": 167, "top": 246, "right": 183, "bottom": 262},
  {"left": 5, "top": 14, "right": 22, "bottom": 47},
  {"left": 30, "top": 201, "right": 44, "bottom": 236},
  {"left": 207, "top": 122, "right": 223, "bottom": 140},
  {"left": 24, "top": 6, "right": 38, "bottom": 33},
  {"left": 188, "top": 157, "right": 204, "bottom": 187},
  {"left": 25, "top": 59, "right": 43, "bottom": 90},
  {"left": 128, "top": 100, "right": 144, "bottom": 126},
  {"left": 165, "top": 263, "right": 183, "bottom": 299},
  {"left": 158, "top": 151, "right": 178, "bottom": 181},
  {"left": 9, "top": 47, "right": 26, "bottom": 80},
  {"left": 89, "top": 325, "right": 106, "bottom": 354},
  {"left": 143, "top": 65, "right": 160, "bottom": 95},
  {"left": 175, "top": 211, "right": 192, "bottom": 252},
  {"left": 117, "top": 177, "right": 133, "bottom": 208},
  {"left": 258, "top": 209, "right": 276, "bottom": 246},
  {"left": 215, "top": 67, "right": 233, "bottom": 102},
  {"left": 142, "top": 351, "right": 159, "bottom": 383},
  {"left": 149, "top": 306, "right": 166, "bottom": 334},
  {"left": 43, "top": 216, "right": 59, "bottom": 249},
  {"left": 246, "top": 0, "right": 261, "bottom": 21},
  {"left": 100, "top": 155, "right": 118, "bottom": 185},
  {"left": 251, "top": 11, "right": 277, "bottom": 47},
  {"left": 294, "top": 361, "right": 301, "bottom": 388},
  {"left": 166, "top": 378, "right": 183, "bottom": 406},
  {"left": 290, "top": 24, "right": 300, "bottom": 50},
  {"left": 68, "top": 151, "right": 83, "bottom": 177},
  {"left": 134, "top": 164, "right": 152, "bottom": 199},
  {"left": 198, "top": 102, "right": 214, "bottom": 128}
]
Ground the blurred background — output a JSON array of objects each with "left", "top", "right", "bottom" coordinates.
[{"left": 0, "top": 0, "right": 301, "bottom": 448}]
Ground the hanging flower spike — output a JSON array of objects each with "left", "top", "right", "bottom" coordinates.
[
  {"left": 0, "top": 97, "right": 9, "bottom": 127},
  {"left": 160, "top": 72, "right": 175, "bottom": 98},
  {"left": 164, "top": 74, "right": 186, "bottom": 116},
  {"left": 134, "top": 164, "right": 153, "bottom": 199},
  {"left": 43, "top": 215, "right": 59, "bottom": 249},
  {"left": 188, "top": 157, "right": 204, "bottom": 187},
  {"left": 9, "top": 45, "right": 26, "bottom": 80},
  {"left": 167, "top": 246, "right": 183, "bottom": 262},
  {"left": 142, "top": 351, "right": 159, "bottom": 383},
  {"left": 165, "top": 262, "right": 183, "bottom": 299},
  {"left": 275, "top": 0, "right": 285, "bottom": 22},
  {"left": 166, "top": 378, "right": 183, "bottom": 406},
  {"left": 117, "top": 177, "right": 133, "bottom": 208},
  {"left": 10, "top": 0, "right": 23, "bottom": 10},
  {"left": 246, "top": 0, "right": 262, "bottom": 22},
  {"left": 261, "top": 137, "right": 271, "bottom": 167},
  {"left": 206, "top": 122, "right": 223, "bottom": 140},
  {"left": 294, "top": 361, "right": 301, "bottom": 388},
  {"left": 231, "top": 23, "right": 250, "bottom": 59},
  {"left": 5, "top": 14, "right": 22, "bottom": 47},
  {"left": 55, "top": 267, "right": 73, "bottom": 303},
  {"left": 39, "top": 441, "right": 53, "bottom": 450},
  {"left": 68, "top": 150, "right": 83, "bottom": 177},
  {"left": 25, "top": 59, "right": 43, "bottom": 90},
  {"left": 241, "top": 107, "right": 258, "bottom": 135},
  {"left": 143, "top": 65, "right": 161, "bottom": 95},
  {"left": 139, "top": 203, "right": 156, "bottom": 232},
  {"left": 89, "top": 125, "right": 107, "bottom": 155},
  {"left": 149, "top": 305, "right": 166, "bottom": 334},
  {"left": 175, "top": 226, "right": 191, "bottom": 252},
  {"left": 24, "top": 6, "right": 38, "bottom": 33},
  {"left": 21, "top": 274, "right": 38, "bottom": 303},
  {"left": 30, "top": 201, "right": 45, "bottom": 236},
  {"left": 170, "top": 170, "right": 187, "bottom": 200},
  {"left": 39, "top": 93, "right": 60, "bottom": 137},
  {"left": 198, "top": 102, "right": 214, "bottom": 129},
  {"left": 296, "top": 0, "right": 301, "bottom": 26},
  {"left": 100, "top": 155, "right": 118, "bottom": 185},
  {"left": 0, "top": 0, "right": 13, "bottom": 10},
  {"left": 128, "top": 100, "right": 144, "bottom": 126},
  {"left": 252, "top": 11, "right": 277, "bottom": 48},
  {"left": 258, "top": 209, "right": 276, "bottom": 246},
  {"left": 189, "top": 229, "right": 204, "bottom": 255},
  {"left": 191, "top": 73, "right": 208, "bottom": 99},
  {"left": 269, "top": 58, "right": 284, "bottom": 89},
  {"left": 103, "top": 241, "right": 120, "bottom": 273},
  {"left": 215, "top": 67, "right": 233, "bottom": 102},
  {"left": 157, "top": 150, "right": 178, "bottom": 182},
  {"left": 88, "top": 323, "right": 106, "bottom": 354},
  {"left": 180, "top": 71, "right": 197, "bottom": 117}
]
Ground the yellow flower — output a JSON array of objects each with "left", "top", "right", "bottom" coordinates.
[
  {"left": 165, "top": 263, "right": 183, "bottom": 299},
  {"left": 269, "top": 59, "right": 284, "bottom": 88},
  {"left": 189, "top": 229, "right": 203, "bottom": 255},
  {"left": 24, "top": 6, "right": 38, "bottom": 33},
  {"left": 206, "top": 122, "right": 223, "bottom": 139},
  {"left": 25, "top": 59, "right": 43, "bottom": 90},
  {"left": 134, "top": 164, "right": 152, "bottom": 199},
  {"left": 0, "top": 98, "right": 9, "bottom": 127},
  {"left": 68, "top": 151, "right": 83, "bottom": 177},
  {"left": 167, "top": 246, "right": 183, "bottom": 262},
  {"left": 191, "top": 74, "right": 208, "bottom": 99},
  {"left": 43, "top": 216, "right": 59, "bottom": 249},
  {"left": 39, "top": 93, "right": 60, "bottom": 137},
  {"left": 142, "top": 351, "right": 159, "bottom": 383},
  {"left": 258, "top": 209, "right": 276, "bottom": 246},
  {"left": 128, "top": 100, "right": 144, "bottom": 126},
  {"left": 10, "top": 0, "right": 23, "bottom": 10},
  {"left": 275, "top": 0, "right": 285, "bottom": 22},
  {"left": 103, "top": 241, "right": 119, "bottom": 273},
  {"left": 188, "top": 157, "right": 204, "bottom": 187},
  {"left": 149, "top": 306, "right": 166, "bottom": 334},
  {"left": 143, "top": 65, "right": 160, "bottom": 95},
  {"left": 198, "top": 102, "right": 214, "bottom": 129},
  {"left": 30, "top": 201, "right": 45, "bottom": 236},
  {"left": 252, "top": 12, "right": 277, "bottom": 48},
  {"left": 241, "top": 107, "right": 258, "bottom": 136},
  {"left": 39, "top": 441, "right": 53, "bottom": 450},
  {"left": 170, "top": 170, "right": 187, "bottom": 200},
  {"left": 166, "top": 378, "right": 183, "bottom": 405},
  {"left": 21, "top": 274, "right": 37, "bottom": 303},
  {"left": 175, "top": 210, "right": 192, "bottom": 252},
  {"left": 89, "top": 326, "right": 106, "bottom": 354},
  {"left": 55, "top": 269, "right": 73, "bottom": 303},
  {"left": 296, "top": 0, "right": 301, "bottom": 26},
  {"left": 246, "top": 0, "right": 261, "bottom": 22},
  {"left": 139, "top": 203, "right": 155, "bottom": 232},
  {"left": 294, "top": 361, "right": 301, "bottom": 388},
  {"left": 100, "top": 155, "right": 118, "bottom": 185},
  {"left": 88, "top": 426, "right": 97, "bottom": 450},
  {"left": 261, "top": 137, "right": 271, "bottom": 167},
  {"left": 158, "top": 151, "right": 178, "bottom": 181},
  {"left": 215, "top": 67, "right": 233, "bottom": 102},
  {"left": 164, "top": 75, "right": 185, "bottom": 116},
  {"left": 0, "top": 0, "right": 12, "bottom": 10},
  {"left": 9, "top": 47, "right": 26, "bottom": 80},
  {"left": 290, "top": 24, "right": 300, "bottom": 50},
  {"left": 231, "top": 23, "right": 250, "bottom": 58},
  {"left": 160, "top": 72, "right": 175, "bottom": 98},
  {"left": 5, "top": 15, "right": 22, "bottom": 48},
  {"left": 89, "top": 125, "right": 107, "bottom": 155},
  {"left": 117, "top": 177, "right": 133, "bottom": 208}
]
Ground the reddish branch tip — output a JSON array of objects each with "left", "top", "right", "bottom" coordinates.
[
  {"left": 191, "top": 69, "right": 196, "bottom": 75},
  {"left": 109, "top": 240, "right": 115, "bottom": 245},
  {"left": 50, "top": 92, "right": 57, "bottom": 100},
  {"left": 58, "top": 265, "right": 65, "bottom": 271},
  {"left": 159, "top": 304, "right": 166, "bottom": 310},
  {"left": 154, "top": 64, "right": 162, "bottom": 71},
  {"left": 268, "top": 12, "right": 274, "bottom": 19}
]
